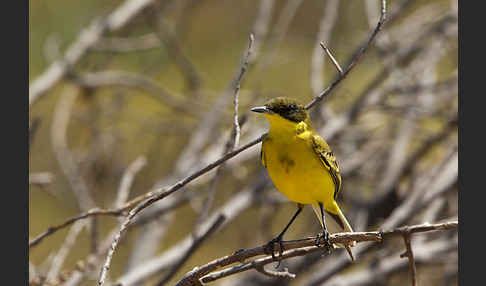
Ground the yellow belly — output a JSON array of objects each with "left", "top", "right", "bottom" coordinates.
[{"left": 263, "top": 134, "right": 335, "bottom": 208}]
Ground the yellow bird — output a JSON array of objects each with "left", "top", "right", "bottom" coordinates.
[{"left": 251, "top": 97, "right": 355, "bottom": 258}]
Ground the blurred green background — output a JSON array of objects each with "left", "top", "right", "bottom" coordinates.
[{"left": 29, "top": 0, "right": 457, "bottom": 285}]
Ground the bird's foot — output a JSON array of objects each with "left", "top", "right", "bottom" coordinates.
[
  {"left": 265, "top": 235, "right": 284, "bottom": 268},
  {"left": 315, "top": 229, "right": 332, "bottom": 254}
]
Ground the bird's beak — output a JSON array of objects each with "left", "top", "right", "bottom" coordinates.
[{"left": 251, "top": 106, "right": 272, "bottom": 114}]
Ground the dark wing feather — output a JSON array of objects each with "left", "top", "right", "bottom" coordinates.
[{"left": 311, "top": 135, "right": 342, "bottom": 200}]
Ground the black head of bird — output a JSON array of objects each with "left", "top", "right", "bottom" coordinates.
[{"left": 250, "top": 97, "right": 310, "bottom": 124}]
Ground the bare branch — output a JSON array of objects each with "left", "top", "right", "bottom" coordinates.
[
  {"left": 29, "top": 0, "right": 157, "bottom": 105},
  {"left": 400, "top": 233, "right": 417, "bottom": 286},
  {"left": 233, "top": 34, "right": 254, "bottom": 149},
  {"left": 304, "top": 149, "right": 457, "bottom": 286},
  {"left": 194, "top": 34, "right": 254, "bottom": 231},
  {"left": 96, "top": 137, "right": 263, "bottom": 286},
  {"left": 324, "top": 236, "right": 457, "bottom": 286},
  {"left": 174, "top": 0, "right": 274, "bottom": 174},
  {"left": 175, "top": 221, "right": 457, "bottom": 285},
  {"left": 29, "top": 208, "right": 123, "bottom": 248},
  {"left": 45, "top": 220, "right": 88, "bottom": 284},
  {"left": 51, "top": 86, "right": 96, "bottom": 211},
  {"left": 320, "top": 42, "right": 343, "bottom": 75},
  {"left": 255, "top": 266, "right": 296, "bottom": 280},
  {"left": 306, "top": 0, "right": 387, "bottom": 109},
  {"left": 114, "top": 177, "right": 267, "bottom": 286}
]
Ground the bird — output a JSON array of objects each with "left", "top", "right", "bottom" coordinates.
[{"left": 251, "top": 97, "right": 355, "bottom": 260}]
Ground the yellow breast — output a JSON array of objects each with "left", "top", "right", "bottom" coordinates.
[{"left": 262, "top": 131, "right": 336, "bottom": 208}]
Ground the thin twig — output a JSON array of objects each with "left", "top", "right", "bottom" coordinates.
[
  {"left": 233, "top": 33, "right": 254, "bottom": 149},
  {"left": 97, "top": 136, "right": 264, "bottom": 286},
  {"left": 44, "top": 220, "right": 88, "bottom": 285},
  {"left": 173, "top": 0, "right": 274, "bottom": 174},
  {"left": 29, "top": 208, "right": 124, "bottom": 248},
  {"left": 306, "top": 0, "right": 387, "bottom": 110},
  {"left": 324, "top": 236, "right": 456, "bottom": 286},
  {"left": 255, "top": 266, "right": 296, "bottom": 280},
  {"left": 114, "top": 176, "right": 267, "bottom": 286},
  {"left": 400, "top": 232, "right": 417, "bottom": 286},
  {"left": 320, "top": 42, "right": 343, "bottom": 75},
  {"left": 194, "top": 34, "right": 254, "bottom": 232},
  {"left": 51, "top": 86, "right": 96, "bottom": 211}
]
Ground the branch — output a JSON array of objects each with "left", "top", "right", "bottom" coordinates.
[
  {"left": 96, "top": 135, "right": 264, "bottom": 286},
  {"left": 173, "top": 0, "right": 274, "bottom": 175},
  {"left": 29, "top": 208, "right": 123, "bottom": 248},
  {"left": 29, "top": 0, "right": 157, "bottom": 106},
  {"left": 306, "top": 0, "right": 387, "bottom": 110},
  {"left": 320, "top": 42, "right": 343, "bottom": 75},
  {"left": 233, "top": 33, "right": 254, "bottom": 149},
  {"left": 194, "top": 34, "right": 254, "bottom": 231},
  {"left": 255, "top": 266, "right": 296, "bottom": 280},
  {"left": 324, "top": 236, "right": 457, "bottom": 286},
  {"left": 44, "top": 220, "right": 88, "bottom": 284},
  {"left": 114, "top": 177, "right": 267, "bottom": 286},
  {"left": 400, "top": 233, "right": 417, "bottom": 286},
  {"left": 175, "top": 221, "right": 457, "bottom": 285}
]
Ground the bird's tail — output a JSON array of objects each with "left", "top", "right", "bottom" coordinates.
[{"left": 311, "top": 203, "right": 355, "bottom": 248}]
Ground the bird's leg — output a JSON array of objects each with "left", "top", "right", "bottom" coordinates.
[
  {"left": 265, "top": 204, "right": 303, "bottom": 267},
  {"left": 315, "top": 202, "right": 331, "bottom": 252}
]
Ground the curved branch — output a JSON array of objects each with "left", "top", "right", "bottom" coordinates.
[{"left": 175, "top": 221, "right": 457, "bottom": 285}]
